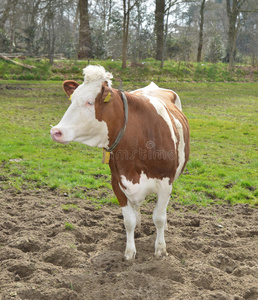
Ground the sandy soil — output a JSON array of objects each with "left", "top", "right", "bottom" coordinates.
[{"left": 0, "top": 188, "right": 257, "bottom": 300}]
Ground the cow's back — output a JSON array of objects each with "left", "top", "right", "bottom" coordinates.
[{"left": 131, "top": 82, "right": 182, "bottom": 111}]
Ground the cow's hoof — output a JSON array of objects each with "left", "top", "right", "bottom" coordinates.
[
  {"left": 124, "top": 248, "right": 136, "bottom": 260},
  {"left": 155, "top": 243, "right": 168, "bottom": 258},
  {"left": 155, "top": 250, "right": 168, "bottom": 258}
]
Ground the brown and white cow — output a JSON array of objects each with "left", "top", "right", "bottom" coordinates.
[{"left": 50, "top": 65, "right": 190, "bottom": 260}]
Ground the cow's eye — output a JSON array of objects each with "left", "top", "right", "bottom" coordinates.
[{"left": 87, "top": 101, "right": 94, "bottom": 106}]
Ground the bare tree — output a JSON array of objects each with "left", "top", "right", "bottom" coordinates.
[
  {"left": 43, "top": 0, "right": 56, "bottom": 64},
  {"left": 155, "top": 0, "right": 165, "bottom": 61},
  {"left": 161, "top": 0, "right": 179, "bottom": 68},
  {"left": 24, "top": 0, "right": 42, "bottom": 55},
  {"left": 197, "top": 0, "right": 205, "bottom": 62},
  {"left": 0, "top": 0, "right": 19, "bottom": 52},
  {"left": 225, "top": 0, "right": 255, "bottom": 67},
  {"left": 122, "top": 0, "right": 139, "bottom": 69},
  {"left": 78, "top": 0, "right": 92, "bottom": 59}
]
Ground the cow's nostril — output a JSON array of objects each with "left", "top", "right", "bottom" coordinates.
[
  {"left": 50, "top": 128, "right": 63, "bottom": 141},
  {"left": 55, "top": 131, "right": 62, "bottom": 138}
]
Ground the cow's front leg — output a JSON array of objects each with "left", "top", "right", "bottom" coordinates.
[
  {"left": 153, "top": 186, "right": 172, "bottom": 257},
  {"left": 122, "top": 202, "right": 138, "bottom": 260}
]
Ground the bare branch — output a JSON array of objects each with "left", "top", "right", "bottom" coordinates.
[
  {"left": 127, "top": 0, "right": 141, "bottom": 14},
  {"left": 0, "top": 54, "right": 36, "bottom": 69},
  {"left": 164, "top": 0, "right": 178, "bottom": 13}
]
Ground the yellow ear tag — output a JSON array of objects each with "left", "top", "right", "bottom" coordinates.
[
  {"left": 102, "top": 148, "right": 110, "bottom": 164},
  {"left": 69, "top": 93, "right": 73, "bottom": 101},
  {"left": 104, "top": 92, "right": 111, "bottom": 103}
]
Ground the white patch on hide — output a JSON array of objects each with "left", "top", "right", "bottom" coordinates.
[
  {"left": 148, "top": 96, "right": 178, "bottom": 146},
  {"left": 120, "top": 172, "right": 172, "bottom": 259},
  {"left": 119, "top": 171, "right": 171, "bottom": 204},
  {"left": 131, "top": 82, "right": 182, "bottom": 111},
  {"left": 170, "top": 114, "right": 185, "bottom": 180},
  {"left": 157, "top": 99, "right": 185, "bottom": 181}
]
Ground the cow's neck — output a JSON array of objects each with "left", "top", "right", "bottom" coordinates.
[{"left": 105, "top": 90, "right": 128, "bottom": 153}]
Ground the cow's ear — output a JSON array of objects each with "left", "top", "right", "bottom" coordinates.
[
  {"left": 63, "top": 80, "right": 80, "bottom": 98},
  {"left": 101, "top": 82, "right": 113, "bottom": 103}
]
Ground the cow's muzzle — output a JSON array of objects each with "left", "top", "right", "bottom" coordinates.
[{"left": 50, "top": 127, "right": 63, "bottom": 143}]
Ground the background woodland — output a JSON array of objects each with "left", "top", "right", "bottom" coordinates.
[{"left": 0, "top": 0, "right": 257, "bottom": 68}]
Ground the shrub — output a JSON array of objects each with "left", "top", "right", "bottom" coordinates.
[{"left": 205, "top": 35, "right": 224, "bottom": 63}]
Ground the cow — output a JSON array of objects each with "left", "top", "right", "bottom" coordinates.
[{"left": 50, "top": 65, "right": 190, "bottom": 260}]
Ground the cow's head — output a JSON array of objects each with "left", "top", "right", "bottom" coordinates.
[{"left": 50, "top": 65, "right": 115, "bottom": 148}]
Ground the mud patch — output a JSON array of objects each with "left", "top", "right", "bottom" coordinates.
[{"left": 0, "top": 189, "right": 257, "bottom": 300}]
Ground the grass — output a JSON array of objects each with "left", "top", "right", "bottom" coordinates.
[
  {"left": 62, "top": 203, "right": 80, "bottom": 211},
  {"left": 0, "top": 58, "right": 257, "bottom": 82},
  {"left": 64, "top": 222, "right": 76, "bottom": 230},
  {"left": 0, "top": 77, "right": 257, "bottom": 207}
]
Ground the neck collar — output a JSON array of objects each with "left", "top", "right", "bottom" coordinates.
[{"left": 105, "top": 90, "right": 128, "bottom": 153}]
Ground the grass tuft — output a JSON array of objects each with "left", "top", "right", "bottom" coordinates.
[{"left": 65, "top": 222, "right": 76, "bottom": 230}]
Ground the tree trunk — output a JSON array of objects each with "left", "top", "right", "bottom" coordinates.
[
  {"left": 122, "top": 0, "right": 128, "bottom": 69},
  {"left": 48, "top": 16, "right": 55, "bottom": 65},
  {"left": 133, "top": 1, "right": 141, "bottom": 63},
  {"left": 226, "top": 0, "right": 246, "bottom": 68},
  {"left": 228, "top": 16, "right": 238, "bottom": 67},
  {"left": 122, "top": 0, "right": 138, "bottom": 69},
  {"left": 107, "top": 0, "right": 112, "bottom": 31},
  {"left": 161, "top": 6, "right": 170, "bottom": 69},
  {"left": 45, "top": 1, "right": 55, "bottom": 65},
  {"left": 197, "top": 0, "right": 206, "bottom": 62},
  {"left": 155, "top": 0, "right": 165, "bottom": 61},
  {"left": 78, "top": 0, "right": 92, "bottom": 59},
  {"left": 24, "top": 0, "right": 42, "bottom": 56}
]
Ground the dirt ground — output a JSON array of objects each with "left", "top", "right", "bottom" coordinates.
[{"left": 0, "top": 188, "right": 257, "bottom": 300}]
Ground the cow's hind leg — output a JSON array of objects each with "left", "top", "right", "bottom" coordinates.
[
  {"left": 153, "top": 184, "right": 172, "bottom": 257},
  {"left": 122, "top": 202, "right": 139, "bottom": 260}
]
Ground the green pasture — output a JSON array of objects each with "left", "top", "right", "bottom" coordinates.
[{"left": 0, "top": 80, "right": 257, "bottom": 206}]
